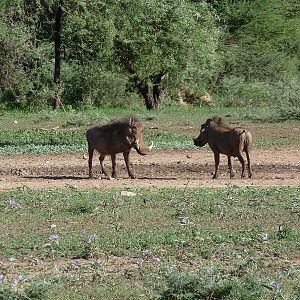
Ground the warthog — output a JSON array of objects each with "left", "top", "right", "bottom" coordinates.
[
  {"left": 86, "top": 117, "right": 152, "bottom": 179},
  {"left": 193, "top": 117, "right": 252, "bottom": 179}
]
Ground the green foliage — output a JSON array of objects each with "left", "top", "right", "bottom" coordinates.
[
  {"left": 214, "top": 0, "right": 300, "bottom": 115},
  {"left": 0, "top": 0, "right": 222, "bottom": 109},
  {"left": 0, "top": 0, "right": 299, "bottom": 113},
  {"left": 157, "top": 270, "right": 264, "bottom": 300},
  {"left": 0, "top": 280, "right": 49, "bottom": 300}
]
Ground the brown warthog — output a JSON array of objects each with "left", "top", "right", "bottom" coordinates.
[
  {"left": 86, "top": 117, "right": 152, "bottom": 179},
  {"left": 193, "top": 117, "right": 252, "bottom": 179}
]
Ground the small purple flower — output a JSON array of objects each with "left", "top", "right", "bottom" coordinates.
[
  {"left": 8, "top": 256, "right": 16, "bottom": 262},
  {"left": 0, "top": 274, "right": 5, "bottom": 282},
  {"left": 272, "top": 281, "right": 282, "bottom": 292},
  {"left": 179, "top": 216, "right": 189, "bottom": 225},
  {"left": 88, "top": 234, "right": 95, "bottom": 242},
  {"left": 142, "top": 248, "right": 149, "bottom": 256},
  {"left": 262, "top": 232, "right": 268, "bottom": 241},
  {"left": 53, "top": 261, "right": 60, "bottom": 270},
  {"left": 49, "top": 234, "right": 59, "bottom": 241},
  {"left": 137, "top": 257, "right": 144, "bottom": 266},
  {"left": 74, "top": 259, "right": 81, "bottom": 266},
  {"left": 153, "top": 255, "right": 161, "bottom": 263},
  {"left": 12, "top": 274, "right": 25, "bottom": 285},
  {"left": 8, "top": 199, "right": 17, "bottom": 206}
]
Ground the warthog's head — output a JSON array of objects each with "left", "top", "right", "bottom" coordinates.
[
  {"left": 126, "top": 117, "right": 153, "bottom": 155},
  {"left": 193, "top": 117, "right": 222, "bottom": 147},
  {"left": 194, "top": 122, "right": 209, "bottom": 147}
]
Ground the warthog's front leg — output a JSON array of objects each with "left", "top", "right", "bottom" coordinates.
[
  {"left": 111, "top": 153, "right": 117, "bottom": 178},
  {"left": 212, "top": 152, "right": 220, "bottom": 179},
  {"left": 88, "top": 146, "right": 94, "bottom": 178},
  {"left": 123, "top": 151, "right": 135, "bottom": 179}
]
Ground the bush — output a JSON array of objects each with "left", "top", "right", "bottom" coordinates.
[
  {"left": 62, "top": 62, "right": 141, "bottom": 108},
  {"left": 153, "top": 269, "right": 267, "bottom": 300},
  {"left": 215, "top": 76, "right": 300, "bottom": 120}
]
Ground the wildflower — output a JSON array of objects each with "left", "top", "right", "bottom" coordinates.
[
  {"left": 153, "top": 255, "right": 161, "bottom": 263},
  {"left": 0, "top": 274, "right": 5, "bottom": 282},
  {"left": 74, "top": 259, "right": 81, "bottom": 266},
  {"left": 262, "top": 232, "right": 268, "bottom": 241},
  {"left": 12, "top": 274, "right": 25, "bottom": 285},
  {"left": 53, "top": 261, "right": 60, "bottom": 270},
  {"left": 88, "top": 234, "right": 95, "bottom": 242},
  {"left": 8, "top": 199, "right": 17, "bottom": 206},
  {"left": 8, "top": 256, "right": 16, "bottom": 262},
  {"left": 137, "top": 257, "right": 144, "bottom": 266},
  {"left": 179, "top": 216, "right": 189, "bottom": 225},
  {"left": 50, "top": 224, "right": 57, "bottom": 229},
  {"left": 142, "top": 248, "right": 149, "bottom": 256},
  {"left": 272, "top": 281, "right": 282, "bottom": 292},
  {"left": 49, "top": 234, "right": 59, "bottom": 241}
]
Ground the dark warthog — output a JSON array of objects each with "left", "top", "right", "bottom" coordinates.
[
  {"left": 86, "top": 117, "right": 152, "bottom": 179},
  {"left": 193, "top": 117, "right": 252, "bottom": 179}
]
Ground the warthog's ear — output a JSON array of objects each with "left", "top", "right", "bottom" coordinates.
[
  {"left": 205, "top": 118, "right": 212, "bottom": 125},
  {"left": 215, "top": 117, "right": 222, "bottom": 125}
]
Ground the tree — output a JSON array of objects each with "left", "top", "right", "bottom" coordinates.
[
  {"left": 111, "top": 0, "right": 221, "bottom": 108},
  {"left": 54, "top": 0, "right": 63, "bottom": 110},
  {"left": 61, "top": 0, "right": 221, "bottom": 109}
]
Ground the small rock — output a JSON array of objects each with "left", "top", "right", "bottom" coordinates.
[
  {"left": 186, "top": 154, "right": 191, "bottom": 158},
  {"left": 120, "top": 191, "right": 136, "bottom": 197},
  {"left": 13, "top": 120, "right": 18, "bottom": 124}
]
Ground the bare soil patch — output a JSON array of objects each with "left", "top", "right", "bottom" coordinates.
[{"left": 0, "top": 146, "right": 299, "bottom": 190}]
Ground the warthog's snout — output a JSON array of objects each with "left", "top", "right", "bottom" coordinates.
[
  {"left": 194, "top": 137, "right": 205, "bottom": 147},
  {"left": 133, "top": 139, "right": 153, "bottom": 155},
  {"left": 193, "top": 138, "right": 200, "bottom": 146}
]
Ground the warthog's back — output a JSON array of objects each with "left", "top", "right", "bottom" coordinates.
[
  {"left": 209, "top": 125, "right": 251, "bottom": 157},
  {"left": 86, "top": 123, "right": 130, "bottom": 155}
]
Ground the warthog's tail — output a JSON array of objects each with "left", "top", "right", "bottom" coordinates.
[{"left": 241, "top": 130, "right": 252, "bottom": 149}]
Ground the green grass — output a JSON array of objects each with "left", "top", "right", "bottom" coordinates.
[
  {"left": 1, "top": 187, "right": 300, "bottom": 299},
  {"left": 0, "top": 106, "right": 299, "bottom": 155}
]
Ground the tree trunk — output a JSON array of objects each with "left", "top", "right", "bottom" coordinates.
[
  {"left": 152, "top": 72, "right": 165, "bottom": 107},
  {"left": 137, "top": 83, "right": 157, "bottom": 110},
  {"left": 137, "top": 73, "right": 166, "bottom": 110},
  {"left": 53, "top": 0, "right": 62, "bottom": 110}
]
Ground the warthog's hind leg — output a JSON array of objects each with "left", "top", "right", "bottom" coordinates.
[
  {"left": 99, "top": 154, "right": 109, "bottom": 177},
  {"left": 237, "top": 153, "right": 245, "bottom": 178},
  {"left": 227, "top": 156, "right": 235, "bottom": 178},
  {"left": 245, "top": 149, "right": 252, "bottom": 178},
  {"left": 110, "top": 153, "right": 117, "bottom": 178}
]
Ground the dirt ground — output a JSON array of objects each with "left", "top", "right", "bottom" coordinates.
[{"left": 0, "top": 146, "right": 299, "bottom": 190}]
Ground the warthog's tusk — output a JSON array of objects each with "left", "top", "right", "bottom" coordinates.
[
  {"left": 136, "top": 138, "right": 140, "bottom": 149},
  {"left": 149, "top": 141, "right": 154, "bottom": 150}
]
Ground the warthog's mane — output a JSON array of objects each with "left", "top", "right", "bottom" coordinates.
[
  {"left": 210, "top": 116, "right": 225, "bottom": 126},
  {"left": 210, "top": 116, "right": 245, "bottom": 132},
  {"left": 109, "top": 116, "right": 141, "bottom": 126}
]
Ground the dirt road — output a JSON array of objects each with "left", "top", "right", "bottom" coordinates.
[{"left": 0, "top": 146, "right": 299, "bottom": 190}]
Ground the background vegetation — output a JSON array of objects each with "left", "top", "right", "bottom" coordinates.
[{"left": 0, "top": 0, "right": 299, "bottom": 118}]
